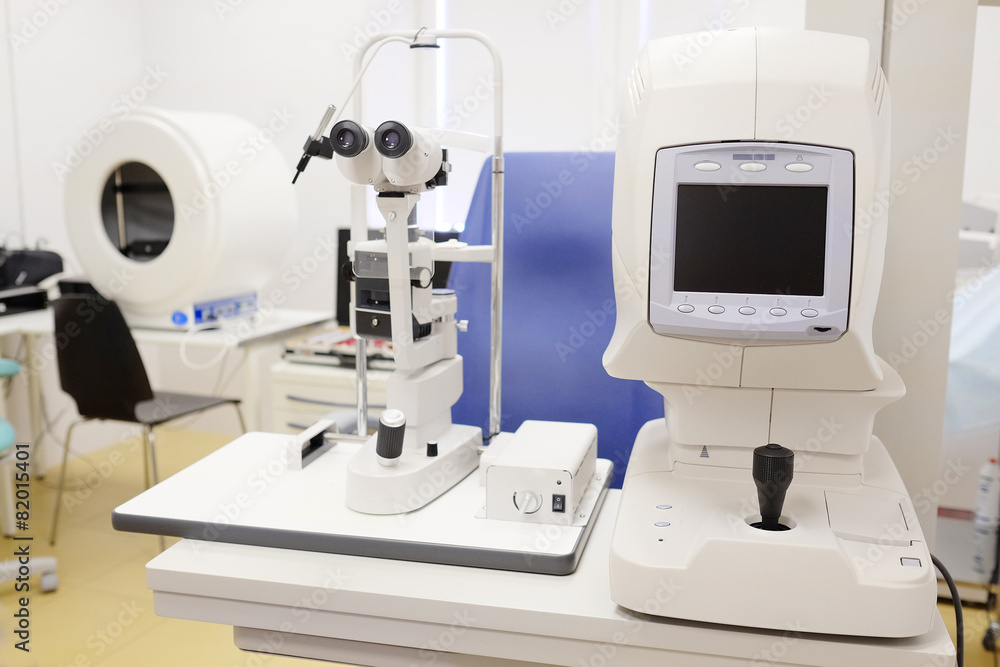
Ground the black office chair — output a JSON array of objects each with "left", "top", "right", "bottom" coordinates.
[{"left": 49, "top": 294, "right": 245, "bottom": 545}]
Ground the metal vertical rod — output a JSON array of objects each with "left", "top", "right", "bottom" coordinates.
[
  {"left": 356, "top": 337, "right": 368, "bottom": 435},
  {"left": 350, "top": 29, "right": 505, "bottom": 438},
  {"left": 489, "top": 155, "right": 504, "bottom": 439},
  {"left": 50, "top": 419, "right": 87, "bottom": 546},
  {"left": 114, "top": 167, "right": 126, "bottom": 251},
  {"left": 147, "top": 426, "right": 160, "bottom": 487}
]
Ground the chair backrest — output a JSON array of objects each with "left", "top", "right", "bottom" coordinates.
[
  {"left": 448, "top": 152, "right": 664, "bottom": 487},
  {"left": 53, "top": 295, "right": 155, "bottom": 422}
]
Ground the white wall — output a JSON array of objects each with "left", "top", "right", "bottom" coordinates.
[
  {"left": 0, "top": 3, "right": 22, "bottom": 240},
  {"left": 873, "top": 0, "right": 979, "bottom": 552},
  {"left": 963, "top": 6, "right": 1000, "bottom": 209},
  {"left": 936, "top": 5, "right": 1000, "bottom": 513}
]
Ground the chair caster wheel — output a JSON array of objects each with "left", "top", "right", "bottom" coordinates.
[{"left": 40, "top": 572, "right": 58, "bottom": 593}]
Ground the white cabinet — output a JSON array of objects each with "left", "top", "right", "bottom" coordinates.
[{"left": 270, "top": 360, "right": 389, "bottom": 434}]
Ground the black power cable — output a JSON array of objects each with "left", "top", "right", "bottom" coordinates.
[{"left": 933, "top": 553, "right": 964, "bottom": 667}]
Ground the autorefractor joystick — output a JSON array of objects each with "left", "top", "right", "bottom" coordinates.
[{"left": 752, "top": 443, "right": 794, "bottom": 531}]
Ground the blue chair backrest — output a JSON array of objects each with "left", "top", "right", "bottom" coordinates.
[{"left": 448, "top": 152, "right": 663, "bottom": 487}]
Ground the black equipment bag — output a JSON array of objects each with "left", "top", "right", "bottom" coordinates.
[{"left": 0, "top": 248, "right": 63, "bottom": 289}]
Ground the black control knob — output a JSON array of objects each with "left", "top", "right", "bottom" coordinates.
[
  {"left": 376, "top": 409, "right": 406, "bottom": 467},
  {"left": 752, "top": 443, "right": 794, "bottom": 531}
]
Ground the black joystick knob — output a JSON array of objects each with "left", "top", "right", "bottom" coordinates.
[
  {"left": 376, "top": 409, "right": 406, "bottom": 467},
  {"left": 752, "top": 443, "right": 794, "bottom": 531}
]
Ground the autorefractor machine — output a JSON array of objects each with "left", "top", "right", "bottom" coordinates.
[{"left": 604, "top": 27, "right": 936, "bottom": 638}]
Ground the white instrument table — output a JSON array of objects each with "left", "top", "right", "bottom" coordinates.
[
  {"left": 143, "top": 492, "right": 955, "bottom": 666},
  {"left": 114, "top": 432, "right": 611, "bottom": 574}
]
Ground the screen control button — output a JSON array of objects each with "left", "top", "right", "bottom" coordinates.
[
  {"left": 707, "top": 305, "right": 725, "bottom": 314},
  {"left": 769, "top": 307, "right": 787, "bottom": 317},
  {"left": 740, "top": 163, "right": 766, "bottom": 172},
  {"left": 785, "top": 162, "right": 813, "bottom": 173},
  {"left": 694, "top": 161, "right": 721, "bottom": 172},
  {"left": 678, "top": 304, "right": 695, "bottom": 313},
  {"left": 801, "top": 308, "right": 819, "bottom": 318},
  {"left": 738, "top": 306, "right": 756, "bottom": 315}
]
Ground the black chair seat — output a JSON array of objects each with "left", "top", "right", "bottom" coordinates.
[{"left": 136, "top": 392, "right": 241, "bottom": 427}]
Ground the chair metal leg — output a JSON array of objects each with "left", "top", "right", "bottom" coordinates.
[
  {"left": 234, "top": 403, "right": 247, "bottom": 434},
  {"left": 0, "top": 453, "right": 16, "bottom": 537},
  {"left": 143, "top": 425, "right": 161, "bottom": 488},
  {"left": 49, "top": 419, "right": 88, "bottom": 546},
  {"left": 141, "top": 426, "right": 150, "bottom": 490},
  {"left": 142, "top": 424, "right": 165, "bottom": 551}
]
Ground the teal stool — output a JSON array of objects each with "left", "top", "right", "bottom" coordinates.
[
  {"left": 0, "top": 358, "right": 58, "bottom": 592},
  {"left": 0, "top": 359, "right": 19, "bottom": 452}
]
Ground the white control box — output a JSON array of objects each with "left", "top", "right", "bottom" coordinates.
[{"left": 485, "top": 421, "right": 597, "bottom": 523}]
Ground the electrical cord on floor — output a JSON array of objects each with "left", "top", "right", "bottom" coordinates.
[
  {"left": 933, "top": 553, "right": 964, "bottom": 667},
  {"left": 988, "top": 527, "right": 1000, "bottom": 666}
]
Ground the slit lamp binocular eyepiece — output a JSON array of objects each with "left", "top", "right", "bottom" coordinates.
[{"left": 330, "top": 120, "right": 448, "bottom": 191}]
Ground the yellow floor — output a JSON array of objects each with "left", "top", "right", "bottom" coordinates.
[
  {"left": 939, "top": 597, "right": 1000, "bottom": 667},
  {"left": 0, "top": 427, "right": 992, "bottom": 666},
  {"left": 0, "top": 429, "right": 318, "bottom": 667}
]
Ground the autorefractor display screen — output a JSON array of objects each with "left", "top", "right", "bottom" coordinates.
[{"left": 673, "top": 184, "right": 829, "bottom": 296}]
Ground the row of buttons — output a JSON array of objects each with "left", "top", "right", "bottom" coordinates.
[
  {"left": 655, "top": 504, "right": 672, "bottom": 528},
  {"left": 694, "top": 161, "right": 813, "bottom": 173},
  {"left": 677, "top": 304, "right": 819, "bottom": 318}
]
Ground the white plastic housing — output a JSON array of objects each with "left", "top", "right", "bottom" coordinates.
[
  {"left": 379, "top": 128, "right": 444, "bottom": 191},
  {"left": 485, "top": 421, "right": 597, "bottom": 523},
  {"left": 611, "top": 421, "right": 936, "bottom": 638},
  {"left": 603, "top": 28, "right": 891, "bottom": 392},
  {"left": 65, "top": 107, "right": 297, "bottom": 324},
  {"left": 334, "top": 124, "right": 387, "bottom": 186}
]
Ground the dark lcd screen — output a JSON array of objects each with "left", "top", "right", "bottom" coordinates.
[{"left": 673, "top": 184, "right": 828, "bottom": 296}]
